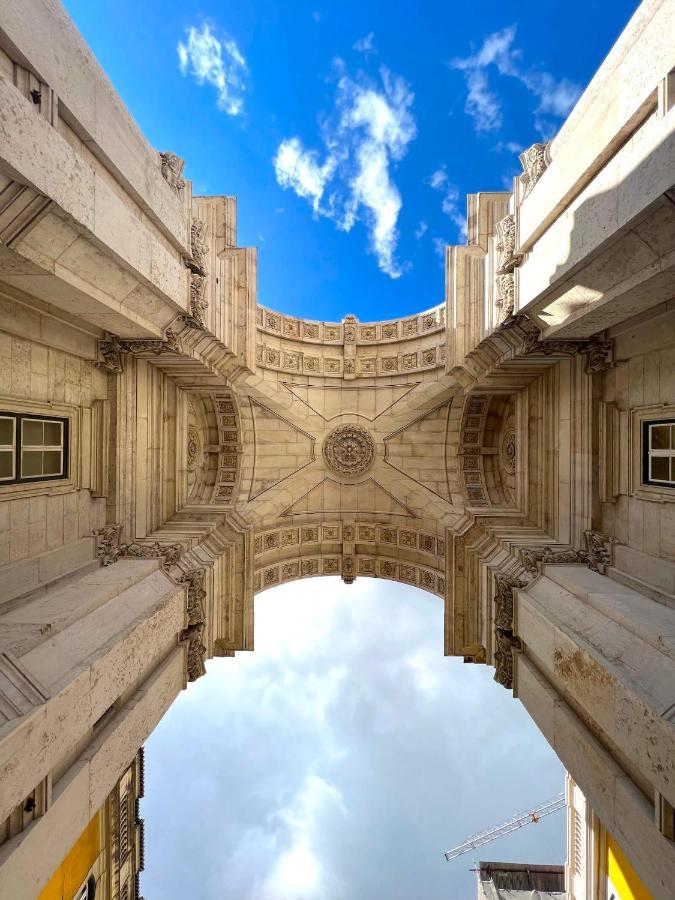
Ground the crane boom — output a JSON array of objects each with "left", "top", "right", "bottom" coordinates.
[{"left": 444, "top": 793, "right": 566, "bottom": 861}]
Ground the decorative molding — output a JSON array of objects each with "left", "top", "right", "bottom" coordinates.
[
  {"left": 186, "top": 428, "right": 201, "bottom": 471},
  {"left": 92, "top": 524, "right": 182, "bottom": 569},
  {"left": 495, "top": 273, "right": 515, "bottom": 322},
  {"left": 495, "top": 215, "right": 520, "bottom": 274},
  {"left": 519, "top": 141, "right": 551, "bottom": 198},
  {"left": 520, "top": 544, "right": 591, "bottom": 576},
  {"left": 185, "top": 218, "right": 209, "bottom": 276},
  {"left": 96, "top": 329, "right": 182, "bottom": 374},
  {"left": 159, "top": 151, "right": 186, "bottom": 199},
  {"left": 323, "top": 424, "right": 375, "bottom": 476},
  {"left": 181, "top": 273, "right": 208, "bottom": 330}
]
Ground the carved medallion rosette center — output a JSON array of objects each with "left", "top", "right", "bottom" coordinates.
[{"left": 323, "top": 424, "right": 375, "bottom": 477}]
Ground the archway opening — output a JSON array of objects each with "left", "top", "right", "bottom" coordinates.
[{"left": 142, "top": 578, "right": 565, "bottom": 899}]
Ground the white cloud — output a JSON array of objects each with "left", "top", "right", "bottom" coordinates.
[
  {"left": 426, "top": 167, "right": 467, "bottom": 240},
  {"left": 415, "top": 221, "right": 428, "bottom": 240},
  {"left": 450, "top": 26, "right": 581, "bottom": 137},
  {"left": 432, "top": 236, "right": 448, "bottom": 260},
  {"left": 353, "top": 32, "right": 376, "bottom": 54},
  {"left": 178, "top": 23, "right": 247, "bottom": 116},
  {"left": 273, "top": 66, "right": 416, "bottom": 278}
]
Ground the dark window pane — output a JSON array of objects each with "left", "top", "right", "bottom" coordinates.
[
  {"left": 0, "top": 418, "right": 14, "bottom": 445},
  {"left": 650, "top": 425, "right": 670, "bottom": 450},
  {"left": 42, "top": 451, "right": 62, "bottom": 475},
  {"left": 651, "top": 456, "right": 670, "bottom": 482},
  {"left": 43, "top": 421, "right": 62, "bottom": 446},
  {"left": 22, "top": 420, "right": 44, "bottom": 446},
  {"left": 21, "top": 450, "right": 43, "bottom": 477},
  {"left": 0, "top": 450, "right": 14, "bottom": 479}
]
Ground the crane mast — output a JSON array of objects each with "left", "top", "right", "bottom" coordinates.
[{"left": 444, "top": 793, "right": 566, "bottom": 861}]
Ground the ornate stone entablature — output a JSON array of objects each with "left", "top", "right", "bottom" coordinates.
[
  {"left": 254, "top": 304, "right": 447, "bottom": 378},
  {"left": 97, "top": 329, "right": 183, "bottom": 374},
  {"left": 323, "top": 424, "right": 375, "bottom": 476}
]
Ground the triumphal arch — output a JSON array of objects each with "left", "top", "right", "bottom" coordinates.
[{"left": 0, "top": 0, "right": 673, "bottom": 896}]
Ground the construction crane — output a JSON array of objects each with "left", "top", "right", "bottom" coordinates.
[{"left": 444, "top": 793, "right": 566, "bottom": 861}]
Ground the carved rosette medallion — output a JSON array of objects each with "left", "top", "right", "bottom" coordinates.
[
  {"left": 501, "top": 428, "right": 517, "bottom": 474},
  {"left": 187, "top": 428, "right": 201, "bottom": 471},
  {"left": 323, "top": 424, "right": 375, "bottom": 476}
]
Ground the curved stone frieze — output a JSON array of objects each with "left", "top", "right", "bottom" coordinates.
[{"left": 323, "top": 424, "right": 375, "bottom": 476}]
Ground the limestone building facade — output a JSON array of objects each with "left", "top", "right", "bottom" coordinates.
[{"left": 0, "top": 0, "right": 673, "bottom": 897}]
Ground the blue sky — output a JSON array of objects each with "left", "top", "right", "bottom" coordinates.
[
  {"left": 142, "top": 580, "right": 565, "bottom": 900},
  {"left": 64, "top": 0, "right": 639, "bottom": 322}
]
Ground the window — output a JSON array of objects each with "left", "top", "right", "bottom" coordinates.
[
  {"left": 643, "top": 419, "right": 675, "bottom": 487},
  {"left": 0, "top": 413, "right": 68, "bottom": 484}
]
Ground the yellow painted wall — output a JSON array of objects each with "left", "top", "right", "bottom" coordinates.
[
  {"left": 607, "top": 835, "right": 652, "bottom": 900},
  {"left": 39, "top": 811, "right": 101, "bottom": 900}
]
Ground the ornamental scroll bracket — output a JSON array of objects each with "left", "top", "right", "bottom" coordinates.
[
  {"left": 177, "top": 568, "right": 208, "bottom": 682},
  {"left": 492, "top": 573, "right": 528, "bottom": 690},
  {"left": 96, "top": 328, "right": 183, "bottom": 374},
  {"left": 180, "top": 218, "right": 210, "bottom": 331},
  {"left": 159, "top": 151, "right": 186, "bottom": 200},
  {"left": 519, "top": 141, "right": 552, "bottom": 198},
  {"left": 92, "top": 524, "right": 182, "bottom": 569}
]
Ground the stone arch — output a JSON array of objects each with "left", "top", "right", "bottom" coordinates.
[
  {"left": 252, "top": 520, "right": 446, "bottom": 597},
  {"left": 457, "top": 390, "right": 519, "bottom": 511},
  {"left": 185, "top": 392, "right": 243, "bottom": 506}
]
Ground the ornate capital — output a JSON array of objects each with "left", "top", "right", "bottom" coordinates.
[
  {"left": 159, "top": 151, "right": 186, "bottom": 200},
  {"left": 96, "top": 329, "right": 183, "bottom": 373},
  {"left": 519, "top": 141, "right": 551, "bottom": 198},
  {"left": 93, "top": 524, "right": 182, "bottom": 569}
]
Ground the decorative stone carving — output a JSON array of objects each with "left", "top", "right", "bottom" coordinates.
[
  {"left": 520, "top": 545, "right": 591, "bottom": 576},
  {"left": 323, "top": 424, "right": 375, "bottom": 476},
  {"left": 187, "top": 429, "right": 201, "bottom": 471},
  {"left": 584, "top": 530, "right": 617, "bottom": 572},
  {"left": 585, "top": 339, "right": 615, "bottom": 374},
  {"left": 93, "top": 524, "right": 182, "bottom": 569},
  {"left": 179, "top": 568, "right": 207, "bottom": 628},
  {"left": 519, "top": 141, "right": 551, "bottom": 198},
  {"left": 180, "top": 623, "right": 207, "bottom": 682},
  {"left": 494, "top": 574, "right": 528, "bottom": 631},
  {"left": 493, "top": 629, "right": 522, "bottom": 689},
  {"left": 495, "top": 273, "right": 515, "bottom": 321},
  {"left": 185, "top": 218, "right": 209, "bottom": 276},
  {"left": 501, "top": 428, "right": 517, "bottom": 474},
  {"left": 159, "top": 151, "right": 186, "bottom": 199},
  {"left": 495, "top": 215, "right": 520, "bottom": 274},
  {"left": 182, "top": 273, "right": 208, "bottom": 329},
  {"left": 96, "top": 329, "right": 182, "bottom": 373}
]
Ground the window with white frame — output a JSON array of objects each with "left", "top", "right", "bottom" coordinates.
[
  {"left": 643, "top": 419, "right": 675, "bottom": 487},
  {"left": 0, "top": 413, "right": 68, "bottom": 484}
]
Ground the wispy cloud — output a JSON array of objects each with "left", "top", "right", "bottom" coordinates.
[
  {"left": 353, "top": 32, "right": 376, "bottom": 55},
  {"left": 274, "top": 65, "right": 416, "bottom": 279},
  {"left": 450, "top": 26, "right": 581, "bottom": 137},
  {"left": 426, "top": 167, "right": 467, "bottom": 240},
  {"left": 178, "top": 23, "right": 247, "bottom": 116},
  {"left": 415, "top": 221, "right": 428, "bottom": 240}
]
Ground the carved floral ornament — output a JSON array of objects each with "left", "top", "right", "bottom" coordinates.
[
  {"left": 97, "top": 328, "right": 183, "bottom": 374},
  {"left": 519, "top": 141, "right": 552, "bottom": 198},
  {"left": 92, "top": 524, "right": 182, "bottom": 569},
  {"left": 159, "top": 151, "right": 186, "bottom": 200},
  {"left": 322, "top": 424, "right": 375, "bottom": 476}
]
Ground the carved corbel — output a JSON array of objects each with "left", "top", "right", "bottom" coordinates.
[
  {"left": 519, "top": 141, "right": 551, "bottom": 198},
  {"left": 493, "top": 629, "right": 523, "bottom": 689},
  {"left": 583, "top": 530, "right": 617, "bottom": 573},
  {"left": 179, "top": 568, "right": 207, "bottom": 627},
  {"left": 159, "top": 151, "right": 186, "bottom": 200},
  {"left": 585, "top": 339, "right": 615, "bottom": 374},
  {"left": 495, "top": 273, "right": 516, "bottom": 322},
  {"left": 96, "top": 328, "right": 183, "bottom": 373},
  {"left": 494, "top": 573, "right": 529, "bottom": 631},
  {"left": 92, "top": 524, "right": 182, "bottom": 569},
  {"left": 184, "top": 218, "right": 209, "bottom": 276},
  {"left": 180, "top": 622, "right": 207, "bottom": 682},
  {"left": 181, "top": 273, "right": 208, "bottom": 330}
]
